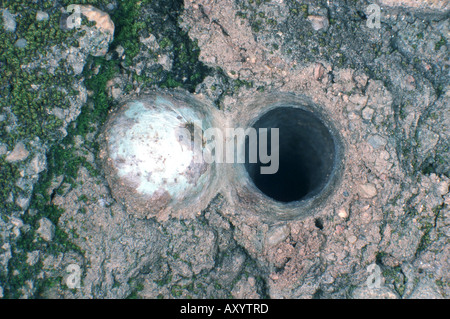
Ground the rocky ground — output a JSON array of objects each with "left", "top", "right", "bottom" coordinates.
[{"left": 0, "top": 0, "right": 448, "bottom": 299}]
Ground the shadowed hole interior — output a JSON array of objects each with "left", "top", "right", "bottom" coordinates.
[{"left": 244, "top": 107, "right": 336, "bottom": 203}]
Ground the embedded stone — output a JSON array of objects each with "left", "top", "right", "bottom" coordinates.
[{"left": 5, "top": 142, "right": 29, "bottom": 163}]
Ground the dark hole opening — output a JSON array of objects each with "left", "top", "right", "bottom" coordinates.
[
  {"left": 315, "top": 218, "right": 324, "bottom": 230},
  {"left": 244, "top": 107, "right": 336, "bottom": 203}
]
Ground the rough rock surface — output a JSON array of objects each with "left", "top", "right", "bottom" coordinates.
[
  {"left": 1, "top": 0, "right": 448, "bottom": 299},
  {"left": 76, "top": 5, "right": 115, "bottom": 57},
  {"left": 376, "top": 0, "right": 450, "bottom": 11},
  {"left": 0, "top": 3, "right": 115, "bottom": 298},
  {"left": 36, "top": 218, "right": 55, "bottom": 242},
  {"left": 1, "top": 8, "right": 16, "bottom": 32},
  {"left": 5, "top": 142, "right": 29, "bottom": 163},
  {"left": 0, "top": 4, "right": 113, "bottom": 216}
]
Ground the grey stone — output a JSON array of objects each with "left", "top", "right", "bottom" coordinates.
[
  {"left": 361, "top": 107, "right": 374, "bottom": 120},
  {"left": 5, "top": 142, "right": 29, "bottom": 163},
  {"left": 313, "top": 63, "right": 325, "bottom": 80},
  {"left": 307, "top": 15, "right": 329, "bottom": 31},
  {"left": 375, "top": 0, "right": 449, "bottom": 11},
  {"left": 367, "top": 135, "right": 387, "bottom": 149},
  {"left": 266, "top": 225, "right": 290, "bottom": 247},
  {"left": 26, "top": 153, "right": 47, "bottom": 177},
  {"left": 106, "top": 3, "right": 117, "bottom": 11},
  {"left": 231, "top": 276, "right": 260, "bottom": 299},
  {"left": 16, "top": 196, "right": 31, "bottom": 210},
  {"left": 416, "top": 94, "right": 449, "bottom": 176},
  {"left": 37, "top": 218, "right": 55, "bottom": 242},
  {"left": 0, "top": 242, "right": 12, "bottom": 276},
  {"left": 352, "top": 286, "right": 399, "bottom": 299},
  {"left": 1, "top": 9, "right": 16, "bottom": 32},
  {"left": 359, "top": 183, "right": 378, "bottom": 198},
  {"left": 0, "top": 143, "right": 7, "bottom": 156},
  {"left": 36, "top": 11, "right": 49, "bottom": 21},
  {"left": 26, "top": 250, "right": 40, "bottom": 266},
  {"left": 74, "top": 5, "right": 115, "bottom": 57},
  {"left": 14, "top": 38, "right": 27, "bottom": 48},
  {"left": 408, "top": 278, "right": 444, "bottom": 299}
]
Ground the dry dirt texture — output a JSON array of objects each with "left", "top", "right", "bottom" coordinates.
[{"left": 1, "top": 0, "right": 448, "bottom": 299}]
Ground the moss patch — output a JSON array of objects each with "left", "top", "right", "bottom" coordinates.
[{"left": 1, "top": 0, "right": 211, "bottom": 298}]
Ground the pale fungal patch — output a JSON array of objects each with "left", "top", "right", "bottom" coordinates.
[
  {"left": 108, "top": 100, "right": 198, "bottom": 199},
  {"left": 100, "top": 91, "right": 218, "bottom": 220}
]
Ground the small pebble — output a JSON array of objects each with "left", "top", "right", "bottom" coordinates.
[
  {"left": 307, "top": 15, "right": 329, "bottom": 31},
  {"left": 335, "top": 225, "right": 345, "bottom": 235},
  {"left": 2, "top": 9, "right": 16, "bottom": 32},
  {"left": 437, "top": 181, "right": 449, "bottom": 196},
  {"left": 337, "top": 207, "right": 348, "bottom": 219},
  {"left": 348, "top": 235, "right": 357, "bottom": 244},
  {"left": 361, "top": 107, "right": 374, "bottom": 120},
  {"left": 5, "top": 142, "right": 29, "bottom": 163},
  {"left": 15, "top": 38, "right": 27, "bottom": 48},
  {"left": 36, "top": 10, "right": 49, "bottom": 21},
  {"left": 367, "top": 134, "right": 387, "bottom": 149},
  {"left": 313, "top": 63, "right": 325, "bottom": 80},
  {"left": 0, "top": 143, "right": 7, "bottom": 156},
  {"left": 359, "top": 183, "right": 377, "bottom": 199}
]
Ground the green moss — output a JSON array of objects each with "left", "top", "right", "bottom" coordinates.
[
  {"left": 150, "top": 3, "right": 210, "bottom": 92},
  {"left": 416, "top": 225, "right": 433, "bottom": 256},
  {"left": 1, "top": 0, "right": 212, "bottom": 298},
  {"left": 266, "top": 18, "right": 277, "bottom": 26},
  {"left": 1, "top": 188, "right": 83, "bottom": 297},
  {"left": 171, "top": 284, "right": 183, "bottom": 297},
  {"left": 251, "top": 19, "right": 262, "bottom": 32},
  {"left": 79, "top": 58, "right": 119, "bottom": 136},
  {"left": 111, "top": 0, "right": 152, "bottom": 66},
  {"left": 233, "top": 79, "right": 253, "bottom": 91},
  {"left": 0, "top": 1, "right": 108, "bottom": 296},
  {"left": 126, "top": 281, "right": 145, "bottom": 299},
  {"left": 156, "top": 273, "right": 172, "bottom": 287},
  {"left": 300, "top": 4, "right": 308, "bottom": 17},
  {"left": 0, "top": 159, "right": 20, "bottom": 212},
  {"left": 435, "top": 279, "right": 449, "bottom": 296},
  {"left": 435, "top": 37, "right": 446, "bottom": 51},
  {"left": 159, "top": 37, "right": 172, "bottom": 49},
  {"left": 78, "top": 194, "right": 89, "bottom": 203},
  {"left": 336, "top": 54, "right": 346, "bottom": 67},
  {"left": 0, "top": 6, "right": 80, "bottom": 144},
  {"left": 183, "top": 282, "right": 195, "bottom": 292},
  {"left": 382, "top": 266, "right": 407, "bottom": 296},
  {"left": 236, "top": 11, "right": 247, "bottom": 19}
]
